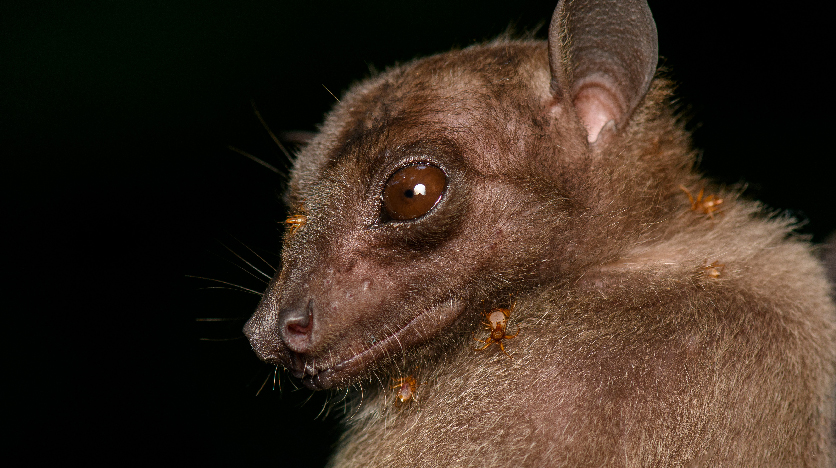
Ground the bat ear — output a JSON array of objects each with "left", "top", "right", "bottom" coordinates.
[{"left": 548, "top": 0, "right": 658, "bottom": 144}]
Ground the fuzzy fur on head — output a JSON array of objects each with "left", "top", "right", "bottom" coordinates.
[{"left": 244, "top": 0, "right": 836, "bottom": 465}]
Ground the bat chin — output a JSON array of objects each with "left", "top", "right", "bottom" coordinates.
[{"left": 292, "top": 298, "right": 466, "bottom": 390}]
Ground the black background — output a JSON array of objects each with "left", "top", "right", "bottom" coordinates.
[{"left": 4, "top": 1, "right": 833, "bottom": 466}]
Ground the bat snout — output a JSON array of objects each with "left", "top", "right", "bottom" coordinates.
[{"left": 243, "top": 277, "right": 317, "bottom": 365}]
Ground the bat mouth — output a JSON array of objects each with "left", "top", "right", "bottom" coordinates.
[{"left": 299, "top": 298, "right": 465, "bottom": 390}]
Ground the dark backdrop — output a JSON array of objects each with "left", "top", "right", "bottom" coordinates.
[{"left": 4, "top": 1, "right": 832, "bottom": 466}]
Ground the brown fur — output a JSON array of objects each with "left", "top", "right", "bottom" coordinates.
[{"left": 244, "top": 1, "right": 836, "bottom": 466}]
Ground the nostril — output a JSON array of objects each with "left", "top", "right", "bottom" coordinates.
[
  {"left": 286, "top": 311, "right": 311, "bottom": 335},
  {"left": 279, "top": 300, "right": 314, "bottom": 353}
]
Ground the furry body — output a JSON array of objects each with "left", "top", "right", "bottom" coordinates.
[{"left": 244, "top": 1, "right": 836, "bottom": 465}]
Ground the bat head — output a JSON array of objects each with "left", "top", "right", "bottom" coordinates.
[{"left": 244, "top": 0, "right": 677, "bottom": 389}]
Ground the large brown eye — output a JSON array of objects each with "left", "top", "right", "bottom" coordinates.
[{"left": 382, "top": 164, "right": 446, "bottom": 221}]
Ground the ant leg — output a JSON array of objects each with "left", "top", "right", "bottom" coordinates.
[
  {"left": 679, "top": 185, "right": 695, "bottom": 205},
  {"left": 499, "top": 342, "right": 513, "bottom": 358},
  {"left": 475, "top": 339, "right": 492, "bottom": 351},
  {"left": 505, "top": 325, "right": 520, "bottom": 339}
]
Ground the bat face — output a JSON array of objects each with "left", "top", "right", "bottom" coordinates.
[{"left": 243, "top": 44, "right": 577, "bottom": 389}]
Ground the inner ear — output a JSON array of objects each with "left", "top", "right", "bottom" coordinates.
[
  {"left": 572, "top": 80, "right": 622, "bottom": 143},
  {"left": 548, "top": 0, "right": 658, "bottom": 144}
]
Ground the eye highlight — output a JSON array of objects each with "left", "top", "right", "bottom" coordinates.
[{"left": 382, "top": 164, "right": 446, "bottom": 221}]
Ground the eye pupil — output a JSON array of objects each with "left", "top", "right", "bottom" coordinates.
[{"left": 383, "top": 164, "right": 446, "bottom": 221}]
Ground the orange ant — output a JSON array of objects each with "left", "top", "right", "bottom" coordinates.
[
  {"left": 284, "top": 202, "right": 308, "bottom": 235},
  {"left": 474, "top": 304, "right": 520, "bottom": 357},
  {"left": 702, "top": 260, "right": 725, "bottom": 279},
  {"left": 391, "top": 375, "right": 418, "bottom": 406},
  {"left": 285, "top": 214, "right": 307, "bottom": 234},
  {"left": 680, "top": 185, "right": 723, "bottom": 219}
]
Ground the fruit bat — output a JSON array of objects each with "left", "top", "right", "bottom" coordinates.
[{"left": 244, "top": 0, "right": 836, "bottom": 465}]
